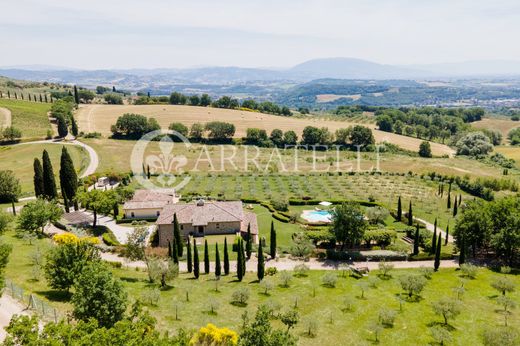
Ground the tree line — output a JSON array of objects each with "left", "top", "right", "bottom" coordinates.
[{"left": 134, "top": 92, "right": 293, "bottom": 116}]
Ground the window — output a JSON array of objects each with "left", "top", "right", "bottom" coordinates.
[
  {"left": 131, "top": 212, "right": 135, "bottom": 218},
  {"left": 156, "top": 211, "right": 160, "bottom": 216},
  {"left": 216, "top": 223, "right": 220, "bottom": 229},
  {"left": 180, "top": 225, "right": 184, "bottom": 230}
]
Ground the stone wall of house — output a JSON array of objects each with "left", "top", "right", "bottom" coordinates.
[
  {"left": 157, "top": 221, "right": 240, "bottom": 247},
  {"left": 124, "top": 208, "right": 161, "bottom": 219}
]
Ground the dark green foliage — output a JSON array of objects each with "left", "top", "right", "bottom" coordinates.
[
  {"left": 73, "top": 85, "right": 79, "bottom": 104},
  {"left": 193, "top": 239, "right": 199, "bottom": 279},
  {"left": 44, "top": 241, "right": 100, "bottom": 291},
  {"left": 224, "top": 237, "right": 230, "bottom": 275},
  {"left": 459, "top": 236, "right": 466, "bottom": 265},
  {"left": 445, "top": 224, "right": 449, "bottom": 245},
  {"left": 270, "top": 221, "right": 277, "bottom": 259},
  {"left": 397, "top": 196, "right": 402, "bottom": 221},
  {"left": 447, "top": 193, "right": 451, "bottom": 209},
  {"left": 430, "top": 219, "right": 438, "bottom": 255},
  {"left": 167, "top": 241, "right": 172, "bottom": 258},
  {"left": 111, "top": 113, "right": 160, "bottom": 138},
  {"left": 330, "top": 202, "right": 367, "bottom": 249},
  {"left": 239, "top": 305, "right": 297, "bottom": 346},
  {"left": 57, "top": 116, "right": 68, "bottom": 138},
  {"left": 434, "top": 234, "right": 442, "bottom": 271},
  {"left": 0, "top": 170, "right": 21, "bottom": 215},
  {"left": 59, "top": 147, "right": 78, "bottom": 210},
  {"left": 71, "top": 116, "right": 78, "bottom": 136},
  {"left": 33, "top": 158, "right": 44, "bottom": 198},
  {"left": 413, "top": 224, "right": 420, "bottom": 256},
  {"left": 453, "top": 198, "right": 458, "bottom": 217},
  {"left": 171, "top": 238, "right": 179, "bottom": 264},
  {"left": 408, "top": 201, "right": 413, "bottom": 226},
  {"left": 246, "top": 223, "right": 252, "bottom": 260},
  {"left": 215, "top": 243, "right": 221, "bottom": 277},
  {"left": 71, "top": 262, "right": 127, "bottom": 327},
  {"left": 257, "top": 243, "right": 265, "bottom": 282},
  {"left": 186, "top": 239, "right": 192, "bottom": 273},
  {"left": 42, "top": 149, "right": 58, "bottom": 199},
  {"left": 418, "top": 141, "right": 432, "bottom": 157},
  {"left": 204, "top": 239, "right": 210, "bottom": 274},
  {"left": 173, "top": 213, "right": 183, "bottom": 257},
  {"left": 237, "top": 238, "right": 244, "bottom": 282}
]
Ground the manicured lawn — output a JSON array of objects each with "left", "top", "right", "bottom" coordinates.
[
  {"left": 0, "top": 99, "right": 51, "bottom": 139},
  {"left": 3, "top": 229, "right": 519, "bottom": 345},
  {"left": 0, "top": 143, "right": 89, "bottom": 196}
]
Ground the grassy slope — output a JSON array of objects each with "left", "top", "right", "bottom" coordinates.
[
  {"left": 0, "top": 99, "right": 51, "bottom": 139},
  {"left": 2, "top": 230, "right": 519, "bottom": 346},
  {"left": 0, "top": 144, "right": 88, "bottom": 196}
]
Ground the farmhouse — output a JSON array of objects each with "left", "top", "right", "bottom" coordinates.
[
  {"left": 123, "top": 189, "right": 179, "bottom": 219},
  {"left": 155, "top": 200, "right": 258, "bottom": 247}
]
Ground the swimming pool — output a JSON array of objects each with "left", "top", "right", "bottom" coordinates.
[{"left": 301, "top": 209, "right": 332, "bottom": 223}]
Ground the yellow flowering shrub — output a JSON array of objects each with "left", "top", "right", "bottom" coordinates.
[
  {"left": 53, "top": 233, "right": 79, "bottom": 245},
  {"left": 53, "top": 233, "right": 100, "bottom": 245},
  {"left": 190, "top": 323, "right": 238, "bottom": 346}
]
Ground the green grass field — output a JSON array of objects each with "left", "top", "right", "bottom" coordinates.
[
  {"left": 2, "top": 230, "right": 518, "bottom": 346},
  {"left": 0, "top": 99, "right": 51, "bottom": 139},
  {"left": 0, "top": 143, "right": 89, "bottom": 196}
]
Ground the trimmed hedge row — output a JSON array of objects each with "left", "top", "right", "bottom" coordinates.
[
  {"left": 326, "top": 249, "right": 408, "bottom": 261},
  {"left": 408, "top": 253, "right": 454, "bottom": 261},
  {"left": 272, "top": 212, "right": 290, "bottom": 223},
  {"left": 115, "top": 217, "right": 157, "bottom": 224},
  {"left": 102, "top": 231, "right": 120, "bottom": 246},
  {"left": 288, "top": 199, "right": 382, "bottom": 207}
]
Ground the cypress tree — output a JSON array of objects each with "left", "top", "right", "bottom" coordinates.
[
  {"left": 237, "top": 238, "right": 244, "bottom": 282},
  {"left": 33, "top": 158, "right": 44, "bottom": 198},
  {"left": 434, "top": 234, "right": 442, "bottom": 271},
  {"left": 14, "top": 92, "right": 17, "bottom": 99},
  {"left": 453, "top": 199, "right": 458, "bottom": 217},
  {"left": 39, "top": 94, "right": 42, "bottom": 103},
  {"left": 173, "top": 213, "right": 183, "bottom": 257},
  {"left": 246, "top": 223, "right": 252, "bottom": 260},
  {"left": 187, "top": 239, "right": 192, "bottom": 273},
  {"left": 62, "top": 192, "right": 70, "bottom": 213},
  {"left": 241, "top": 238, "right": 246, "bottom": 276},
  {"left": 408, "top": 201, "right": 413, "bottom": 226},
  {"left": 74, "top": 85, "right": 79, "bottom": 104},
  {"left": 113, "top": 202, "right": 119, "bottom": 218},
  {"left": 223, "top": 237, "right": 230, "bottom": 275},
  {"left": 71, "top": 116, "right": 78, "bottom": 137},
  {"left": 397, "top": 196, "right": 402, "bottom": 221},
  {"left": 44, "top": 94, "right": 48, "bottom": 103},
  {"left": 215, "top": 243, "right": 221, "bottom": 277},
  {"left": 459, "top": 236, "right": 466, "bottom": 265},
  {"left": 7, "top": 90, "right": 10, "bottom": 98},
  {"left": 270, "top": 221, "right": 277, "bottom": 259},
  {"left": 168, "top": 240, "right": 172, "bottom": 258},
  {"left": 447, "top": 192, "right": 451, "bottom": 209},
  {"left": 171, "top": 237, "right": 179, "bottom": 264},
  {"left": 445, "top": 224, "right": 449, "bottom": 246},
  {"left": 204, "top": 239, "right": 210, "bottom": 274},
  {"left": 413, "top": 224, "right": 420, "bottom": 256},
  {"left": 21, "top": 93, "right": 24, "bottom": 100},
  {"left": 57, "top": 116, "right": 68, "bottom": 138},
  {"left": 59, "top": 147, "right": 78, "bottom": 210},
  {"left": 458, "top": 194, "right": 462, "bottom": 206},
  {"left": 193, "top": 239, "right": 199, "bottom": 279},
  {"left": 257, "top": 242, "right": 265, "bottom": 282},
  {"left": 431, "top": 228, "right": 437, "bottom": 255},
  {"left": 147, "top": 165, "right": 151, "bottom": 179},
  {"left": 42, "top": 149, "right": 57, "bottom": 199}
]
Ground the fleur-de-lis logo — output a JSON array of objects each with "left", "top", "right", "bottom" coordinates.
[
  {"left": 131, "top": 129, "right": 191, "bottom": 191},
  {"left": 145, "top": 136, "right": 187, "bottom": 186}
]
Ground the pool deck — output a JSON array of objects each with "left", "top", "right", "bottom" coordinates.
[{"left": 301, "top": 209, "right": 332, "bottom": 223}]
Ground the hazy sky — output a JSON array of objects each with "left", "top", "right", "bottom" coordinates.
[{"left": 1, "top": 0, "right": 520, "bottom": 69}]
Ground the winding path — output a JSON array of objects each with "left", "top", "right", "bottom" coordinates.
[
  {"left": 415, "top": 217, "right": 453, "bottom": 243},
  {"left": 0, "top": 107, "right": 12, "bottom": 128}
]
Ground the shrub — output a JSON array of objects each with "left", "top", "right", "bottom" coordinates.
[
  {"left": 294, "top": 263, "right": 310, "bottom": 277},
  {"left": 231, "top": 287, "right": 250, "bottom": 306},
  {"left": 460, "top": 263, "right": 478, "bottom": 279},
  {"left": 272, "top": 212, "right": 290, "bottom": 223},
  {"left": 266, "top": 267, "right": 277, "bottom": 276},
  {"left": 378, "top": 308, "right": 397, "bottom": 327},
  {"left": 102, "top": 231, "right": 120, "bottom": 246},
  {"left": 190, "top": 323, "right": 238, "bottom": 346},
  {"left": 141, "top": 287, "right": 161, "bottom": 306},
  {"left": 270, "top": 199, "right": 289, "bottom": 212},
  {"left": 279, "top": 271, "right": 292, "bottom": 287},
  {"left": 419, "top": 266, "right": 434, "bottom": 279},
  {"left": 321, "top": 273, "right": 338, "bottom": 288}
]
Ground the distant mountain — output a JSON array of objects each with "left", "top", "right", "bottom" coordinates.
[
  {"left": 407, "top": 60, "right": 520, "bottom": 77},
  {"left": 290, "top": 57, "right": 428, "bottom": 79}
]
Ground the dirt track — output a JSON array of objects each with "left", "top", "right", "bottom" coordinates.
[{"left": 77, "top": 104, "right": 455, "bottom": 157}]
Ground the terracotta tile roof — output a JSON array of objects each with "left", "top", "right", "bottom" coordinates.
[
  {"left": 157, "top": 201, "right": 245, "bottom": 226},
  {"left": 123, "top": 189, "right": 175, "bottom": 210},
  {"left": 62, "top": 211, "right": 93, "bottom": 225},
  {"left": 241, "top": 211, "right": 259, "bottom": 235}
]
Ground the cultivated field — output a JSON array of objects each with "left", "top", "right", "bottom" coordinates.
[
  {"left": 495, "top": 146, "right": 520, "bottom": 168},
  {"left": 3, "top": 228, "right": 518, "bottom": 346},
  {"left": 0, "top": 143, "right": 88, "bottom": 196},
  {"left": 76, "top": 105, "right": 454, "bottom": 156},
  {"left": 473, "top": 117, "right": 520, "bottom": 142},
  {"left": 0, "top": 99, "right": 51, "bottom": 139}
]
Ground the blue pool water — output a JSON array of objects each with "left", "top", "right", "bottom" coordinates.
[{"left": 303, "top": 210, "right": 332, "bottom": 223}]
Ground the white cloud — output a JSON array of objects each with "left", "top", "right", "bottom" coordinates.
[{"left": 1, "top": 0, "right": 520, "bottom": 68}]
